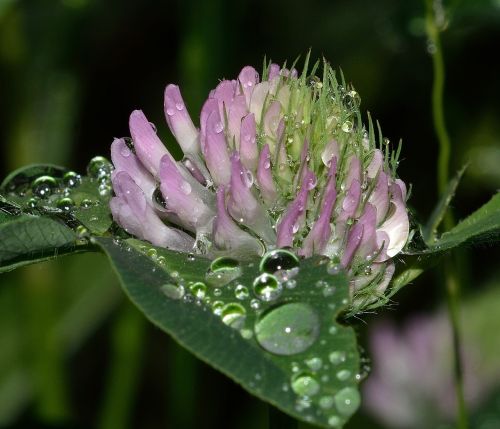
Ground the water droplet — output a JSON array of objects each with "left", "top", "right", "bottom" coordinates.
[
  {"left": 87, "top": 156, "right": 113, "bottom": 180},
  {"left": 343, "top": 90, "right": 360, "bottom": 110},
  {"left": 329, "top": 351, "right": 346, "bottom": 365},
  {"left": 327, "top": 262, "right": 342, "bottom": 275},
  {"left": 56, "top": 197, "right": 74, "bottom": 212},
  {"left": 166, "top": 108, "right": 175, "bottom": 116},
  {"left": 175, "top": 102, "right": 184, "bottom": 111},
  {"left": 32, "top": 176, "right": 57, "bottom": 198},
  {"left": 291, "top": 372, "right": 320, "bottom": 397},
  {"left": 80, "top": 198, "right": 93, "bottom": 208},
  {"left": 285, "top": 279, "right": 297, "bottom": 289},
  {"left": 206, "top": 257, "right": 242, "bottom": 287},
  {"left": 305, "top": 357, "right": 323, "bottom": 371},
  {"left": 212, "top": 300, "right": 224, "bottom": 315},
  {"left": 254, "top": 303, "right": 320, "bottom": 356},
  {"left": 221, "top": 303, "right": 246, "bottom": 329},
  {"left": 240, "top": 328, "right": 253, "bottom": 339},
  {"left": 234, "top": 284, "right": 249, "bottom": 300},
  {"left": 157, "top": 256, "right": 166, "bottom": 265},
  {"left": 336, "top": 369, "right": 351, "bottom": 381},
  {"left": 214, "top": 121, "right": 224, "bottom": 134},
  {"left": 180, "top": 181, "right": 192, "bottom": 195},
  {"left": 253, "top": 273, "right": 282, "bottom": 302},
  {"left": 260, "top": 249, "right": 299, "bottom": 274},
  {"left": 98, "top": 183, "right": 112, "bottom": 196},
  {"left": 341, "top": 121, "right": 353, "bottom": 133},
  {"left": 26, "top": 197, "right": 38, "bottom": 209},
  {"left": 334, "top": 387, "right": 360, "bottom": 417},
  {"left": 63, "top": 171, "right": 81, "bottom": 188},
  {"left": 328, "top": 326, "right": 338, "bottom": 335},
  {"left": 323, "top": 286, "right": 336, "bottom": 297},
  {"left": 250, "top": 299, "right": 261, "bottom": 310},
  {"left": 328, "top": 415, "right": 341, "bottom": 427},
  {"left": 319, "top": 395, "right": 335, "bottom": 409},
  {"left": 189, "top": 282, "right": 207, "bottom": 299},
  {"left": 213, "top": 288, "right": 222, "bottom": 297},
  {"left": 160, "top": 283, "right": 185, "bottom": 300},
  {"left": 364, "top": 266, "right": 372, "bottom": 275},
  {"left": 146, "top": 248, "right": 158, "bottom": 260}
]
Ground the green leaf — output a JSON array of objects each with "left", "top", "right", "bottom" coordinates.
[
  {"left": 0, "top": 162, "right": 113, "bottom": 236},
  {"left": 0, "top": 215, "right": 85, "bottom": 273},
  {"left": 0, "top": 164, "right": 68, "bottom": 193},
  {"left": 96, "top": 237, "right": 362, "bottom": 428},
  {"left": 431, "top": 192, "right": 500, "bottom": 252},
  {"left": 421, "top": 166, "right": 466, "bottom": 244}
]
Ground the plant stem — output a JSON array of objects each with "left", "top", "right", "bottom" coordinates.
[
  {"left": 425, "top": 1, "right": 469, "bottom": 428},
  {"left": 98, "top": 302, "right": 145, "bottom": 429},
  {"left": 268, "top": 405, "right": 298, "bottom": 429}
]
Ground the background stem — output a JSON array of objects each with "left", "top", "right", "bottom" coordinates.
[
  {"left": 98, "top": 303, "right": 145, "bottom": 429},
  {"left": 425, "top": 1, "right": 469, "bottom": 428}
]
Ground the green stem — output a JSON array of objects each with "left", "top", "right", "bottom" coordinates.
[
  {"left": 425, "top": 1, "right": 469, "bottom": 428},
  {"left": 98, "top": 303, "right": 145, "bottom": 429},
  {"left": 268, "top": 405, "right": 298, "bottom": 429}
]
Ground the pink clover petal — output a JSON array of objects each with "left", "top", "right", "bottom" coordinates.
[
  {"left": 276, "top": 170, "right": 316, "bottom": 248},
  {"left": 239, "top": 113, "right": 258, "bottom": 171},
  {"left": 203, "top": 110, "right": 231, "bottom": 186},
  {"left": 369, "top": 171, "right": 390, "bottom": 225},
  {"left": 263, "top": 100, "right": 282, "bottom": 142},
  {"left": 345, "top": 156, "right": 361, "bottom": 190},
  {"left": 354, "top": 203, "right": 378, "bottom": 260},
  {"left": 321, "top": 140, "right": 339, "bottom": 167},
  {"left": 378, "top": 183, "right": 410, "bottom": 257},
  {"left": 238, "top": 66, "right": 259, "bottom": 106},
  {"left": 213, "top": 186, "right": 263, "bottom": 256},
  {"left": 129, "top": 110, "right": 172, "bottom": 177},
  {"left": 200, "top": 98, "right": 219, "bottom": 148},
  {"left": 300, "top": 162, "right": 337, "bottom": 257},
  {"left": 367, "top": 149, "right": 384, "bottom": 178},
  {"left": 249, "top": 81, "right": 270, "bottom": 123},
  {"left": 159, "top": 155, "right": 214, "bottom": 232},
  {"left": 227, "top": 95, "right": 248, "bottom": 148},
  {"left": 112, "top": 171, "right": 194, "bottom": 251},
  {"left": 228, "top": 154, "right": 275, "bottom": 243},
  {"left": 341, "top": 222, "right": 364, "bottom": 267},
  {"left": 164, "top": 85, "right": 199, "bottom": 154},
  {"left": 110, "top": 138, "right": 156, "bottom": 199},
  {"left": 268, "top": 63, "right": 281, "bottom": 80},
  {"left": 256, "top": 144, "right": 278, "bottom": 205}
]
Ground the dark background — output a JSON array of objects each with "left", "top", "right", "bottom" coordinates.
[{"left": 1, "top": 0, "right": 500, "bottom": 428}]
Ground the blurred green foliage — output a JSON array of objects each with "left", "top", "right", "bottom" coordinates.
[{"left": 0, "top": 0, "right": 499, "bottom": 428}]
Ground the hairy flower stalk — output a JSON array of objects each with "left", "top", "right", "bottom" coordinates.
[{"left": 109, "top": 59, "right": 410, "bottom": 307}]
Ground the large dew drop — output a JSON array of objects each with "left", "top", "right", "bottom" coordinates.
[
  {"left": 205, "top": 257, "right": 242, "bottom": 287},
  {"left": 32, "top": 176, "right": 57, "bottom": 198},
  {"left": 160, "top": 283, "right": 185, "bottom": 300},
  {"left": 220, "top": 303, "right": 246, "bottom": 329},
  {"left": 254, "top": 303, "right": 320, "bottom": 356},
  {"left": 334, "top": 387, "right": 360, "bottom": 417},
  {"left": 259, "top": 249, "right": 299, "bottom": 273},
  {"left": 291, "top": 372, "right": 320, "bottom": 397},
  {"left": 253, "top": 273, "right": 282, "bottom": 302},
  {"left": 87, "top": 156, "right": 113, "bottom": 180}
]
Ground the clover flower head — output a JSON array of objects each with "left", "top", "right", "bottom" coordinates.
[{"left": 109, "top": 58, "right": 410, "bottom": 306}]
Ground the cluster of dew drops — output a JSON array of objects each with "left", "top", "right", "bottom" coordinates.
[
  {"left": 8, "top": 156, "right": 115, "bottom": 239},
  {"left": 134, "top": 244, "right": 364, "bottom": 427}
]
